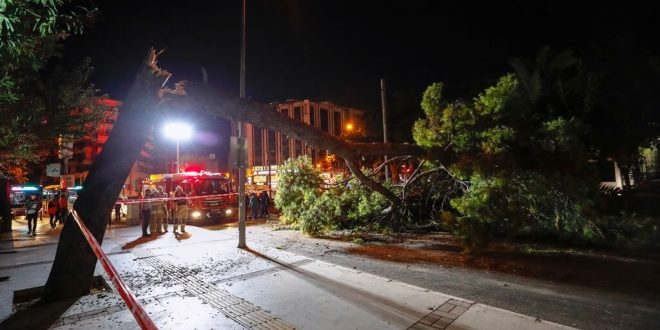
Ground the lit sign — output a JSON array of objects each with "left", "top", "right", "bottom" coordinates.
[{"left": 11, "top": 186, "right": 39, "bottom": 192}]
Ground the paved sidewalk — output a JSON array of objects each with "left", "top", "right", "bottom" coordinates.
[{"left": 1, "top": 219, "right": 576, "bottom": 329}]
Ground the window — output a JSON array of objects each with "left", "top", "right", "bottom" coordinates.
[
  {"left": 309, "top": 106, "right": 316, "bottom": 127},
  {"left": 196, "top": 179, "right": 229, "bottom": 195},
  {"left": 320, "top": 108, "right": 329, "bottom": 132},
  {"left": 268, "top": 130, "right": 277, "bottom": 164},
  {"left": 294, "top": 107, "right": 302, "bottom": 121},
  {"left": 281, "top": 133, "right": 290, "bottom": 161},
  {"left": 253, "top": 126, "right": 263, "bottom": 166},
  {"left": 333, "top": 111, "right": 342, "bottom": 136}
]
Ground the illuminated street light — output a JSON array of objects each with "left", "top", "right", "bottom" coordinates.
[
  {"left": 345, "top": 123, "right": 354, "bottom": 131},
  {"left": 163, "top": 122, "right": 193, "bottom": 173}
]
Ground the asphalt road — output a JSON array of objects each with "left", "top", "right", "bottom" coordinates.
[{"left": 230, "top": 225, "right": 660, "bottom": 330}]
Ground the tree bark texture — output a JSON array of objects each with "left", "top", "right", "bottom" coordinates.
[
  {"left": 43, "top": 50, "right": 171, "bottom": 302},
  {"left": 0, "top": 179, "right": 12, "bottom": 233}
]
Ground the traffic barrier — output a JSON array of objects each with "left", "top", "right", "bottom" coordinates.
[{"left": 70, "top": 210, "right": 158, "bottom": 330}]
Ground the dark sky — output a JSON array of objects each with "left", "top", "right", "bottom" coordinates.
[
  {"left": 65, "top": 1, "right": 657, "bottom": 106},
  {"left": 61, "top": 1, "right": 657, "bottom": 167}
]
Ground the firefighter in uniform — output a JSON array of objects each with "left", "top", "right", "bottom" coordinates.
[
  {"left": 149, "top": 188, "right": 165, "bottom": 234},
  {"left": 173, "top": 185, "right": 188, "bottom": 233}
]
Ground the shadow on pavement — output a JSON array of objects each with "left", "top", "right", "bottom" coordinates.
[
  {"left": 174, "top": 231, "right": 191, "bottom": 242},
  {"left": 0, "top": 297, "right": 77, "bottom": 330},
  {"left": 241, "top": 246, "right": 422, "bottom": 325},
  {"left": 121, "top": 234, "right": 159, "bottom": 250}
]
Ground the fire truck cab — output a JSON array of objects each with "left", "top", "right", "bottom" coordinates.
[{"left": 144, "top": 171, "right": 238, "bottom": 221}]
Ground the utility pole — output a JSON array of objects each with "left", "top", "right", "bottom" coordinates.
[
  {"left": 237, "top": 0, "right": 247, "bottom": 248},
  {"left": 380, "top": 79, "right": 389, "bottom": 183}
]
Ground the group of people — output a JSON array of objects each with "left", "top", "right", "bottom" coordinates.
[
  {"left": 140, "top": 186, "right": 189, "bottom": 238},
  {"left": 24, "top": 193, "right": 67, "bottom": 236},
  {"left": 248, "top": 190, "right": 270, "bottom": 220}
]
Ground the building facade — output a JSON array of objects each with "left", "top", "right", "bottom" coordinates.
[
  {"left": 243, "top": 99, "right": 365, "bottom": 189},
  {"left": 64, "top": 99, "right": 155, "bottom": 197}
]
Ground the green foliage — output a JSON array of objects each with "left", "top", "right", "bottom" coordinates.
[
  {"left": 274, "top": 156, "right": 323, "bottom": 225},
  {"left": 582, "top": 214, "right": 659, "bottom": 249},
  {"left": 450, "top": 172, "right": 592, "bottom": 251},
  {"left": 412, "top": 53, "right": 617, "bottom": 251},
  {"left": 335, "top": 174, "right": 388, "bottom": 228},
  {"left": 0, "top": 0, "right": 101, "bottom": 181},
  {"left": 298, "top": 190, "right": 339, "bottom": 236},
  {"left": 1, "top": 0, "right": 97, "bottom": 61},
  {"left": 274, "top": 157, "right": 388, "bottom": 236}
]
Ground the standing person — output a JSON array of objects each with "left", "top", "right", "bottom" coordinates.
[
  {"left": 149, "top": 187, "right": 163, "bottom": 234},
  {"left": 173, "top": 185, "right": 188, "bottom": 233},
  {"left": 259, "top": 190, "right": 269, "bottom": 219},
  {"left": 149, "top": 188, "right": 162, "bottom": 234},
  {"left": 25, "top": 194, "right": 41, "bottom": 236},
  {"left": 248, "top": 192, "right": 259, "bottom": 220},
  {"left": 157, "top": 186, "right": 169, "bottom": 233},
  {"left": 114, "top": 199, "right": 122, "bottom": 222},
  {"left": 40, "top": 197, "right": 45, "bottom": 220},
  {"left": 47, "top": 198, "right": 58, "bottom": 228},
  {"left": 140, "top": 189, "right": 152, "bottom": 237},
  {"left": 58, "top": 193, "right": 68, "bottom": 224}
]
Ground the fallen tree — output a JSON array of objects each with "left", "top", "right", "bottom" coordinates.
[
  {"left": 44, "top": 51, "right": 435, "bottom": 301},
  {"left": 43, "top": 50, "right": 171, "bottom": 301},
  {"left": 162, "top": 82, "right": 440, "bottom": 204}
]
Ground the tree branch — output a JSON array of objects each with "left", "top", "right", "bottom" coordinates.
[{"left": 345, "top": 158, "right": 401, "bottom": 205}]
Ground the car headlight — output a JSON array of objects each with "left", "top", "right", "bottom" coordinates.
[{"left": 191, "top": 211, "right": 202, "bottom": 219}]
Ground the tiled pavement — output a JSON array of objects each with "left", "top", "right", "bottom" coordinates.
[{"left": 1, "top": 218, "right": 576, "bottom": 329}]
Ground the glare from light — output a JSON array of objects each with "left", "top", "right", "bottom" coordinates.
[
  {"left": 345, "top": 123, "right": 354, "bottom": 131},
  {"left": 225, "top": 209, "right": 233, "bottom": 215},
  {"left": 191, "top": 210, "right": 202, "bottom": 219},
  {"left": 163, "top": 122, "right": 193, "bottom": 141}
]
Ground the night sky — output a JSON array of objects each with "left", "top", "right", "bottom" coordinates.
[{"left": 61, "top": 0, "right": 657, "bottom": 168}]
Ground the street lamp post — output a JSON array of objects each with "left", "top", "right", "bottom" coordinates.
[{"left": 163, "top": 122, "right": 193, "bottom": 173}]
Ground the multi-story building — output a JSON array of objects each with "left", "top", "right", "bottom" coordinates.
[
  {"left": 65, "top": 99, "right": 155, "bottom": 197},
  {"left": 243, "top": 99, "right": 365, "bottom": 189}
]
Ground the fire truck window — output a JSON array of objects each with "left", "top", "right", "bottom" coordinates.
[
  {"left": 196, "top": 179, "right": 229, "bottom": 195},
  {"left": 199, "top": 180, "right": 213, "bottom": 195}
]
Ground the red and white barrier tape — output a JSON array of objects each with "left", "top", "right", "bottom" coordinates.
[
  {"left": 114, "top": 193, "right": 238, "bottom": 205},
  {"left": 70, "top": 210, "right": 158, "bottom": 330}
]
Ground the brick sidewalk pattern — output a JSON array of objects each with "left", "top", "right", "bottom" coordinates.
[
  {"left": 408, "top": 299, "right": 475, "bottom": 330},
  {"left": 132, "top": 249, "right": 295, "bottom": 330}
]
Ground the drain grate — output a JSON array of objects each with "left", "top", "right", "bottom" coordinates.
[
  {"left": 408, "top": 298, "right": 474, "bottom": 330},
  {"left": 132, "top": 249, "right": 295, "bottom": 329}
]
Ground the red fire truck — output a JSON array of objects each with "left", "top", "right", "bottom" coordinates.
[{"left": 143, "top": 171, "right": 238, "bottom": 221}]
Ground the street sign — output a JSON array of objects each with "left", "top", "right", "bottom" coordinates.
[{"left": 46, "top": 163, "right": 61, "bottom": 177}]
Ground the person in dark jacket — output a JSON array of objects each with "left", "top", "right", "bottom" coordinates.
[
  {"left": 259, "top": 191, "right": 269, "bottom": 219},
  {"left": 140, "top": 189, "right": 152, "bottom": 237},
  {"left": 248, "top": 192, "right": 259, "bottom": 219},
  {"left": 25, "top": 194, "right": 41, "bottom": 236}
]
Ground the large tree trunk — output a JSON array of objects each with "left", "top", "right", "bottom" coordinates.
[
  {"left": 164, "top": 83, "right": 436, "bottom": 204},
  {"left": 42, "top": 50, "right": 170, "bottom": 302},
  {"left": 0, "top": 179, "right": 12, "bottom": 233}
]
